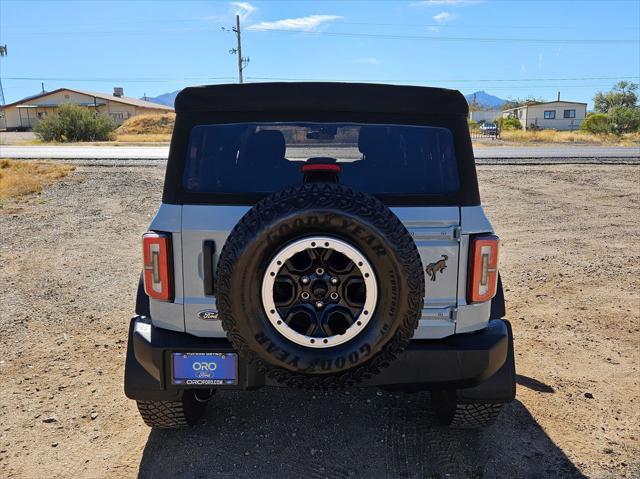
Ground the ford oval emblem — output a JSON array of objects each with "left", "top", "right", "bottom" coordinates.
[{"left": 197, "top": 310, "right": 219, "bottom": 321}]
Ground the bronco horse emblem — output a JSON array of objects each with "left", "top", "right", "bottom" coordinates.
[{"left": 425, "top": 255, "right": 448, "bottom": 282}]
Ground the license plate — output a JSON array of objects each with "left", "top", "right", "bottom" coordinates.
[{"left": 171, "top": 352, "right": 238, "bottom": 386}]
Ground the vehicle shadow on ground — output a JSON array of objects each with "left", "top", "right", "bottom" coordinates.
[{"left": 138, "top": 388, "right": 585, "bottom": 479}]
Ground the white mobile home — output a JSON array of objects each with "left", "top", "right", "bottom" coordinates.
[{"left": 502, "top": 101, "right": 587, "bottom": 131}]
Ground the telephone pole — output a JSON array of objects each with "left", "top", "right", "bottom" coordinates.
[
  {"left": 0, "top": 45, "right": 7, "bottom": 105},
  {"left": 235, "top": 15, "right": 244, "bottom": 83},
  {"left": 224, "top": 15, "right": 249, "bottom": 83}
]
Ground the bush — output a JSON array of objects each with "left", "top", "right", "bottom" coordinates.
[
  {"left": 608, "top": 107, "right": 640, "bottom": 134},
  {"left": 581, "top": 113, "right": 610, "bottom": 134},
  {"left": 34, "top": 104, "right": 116, "bottom": 142},
  {"left": 498, "top": 117, "right": 522, "bottom": 130},
  {"left": 117, "top": 113, "right": 175, "bottom": 135}
]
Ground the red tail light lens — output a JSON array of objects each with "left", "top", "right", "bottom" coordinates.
[
  {"left": 143, "top": 232, "right": 173, "bottom": 301},
  {"left": 468, "top": 234, "right": 499, "bottom": 303}
]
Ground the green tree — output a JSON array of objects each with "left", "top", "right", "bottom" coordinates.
[
  {"left": 34, "top": 104, "right": 116, "bottom": 142},
  {"left": 608, "top": 106, "right": 640, "bottom": 134},
  {"left": 593, "top": 81, "right": 638, "bottom": 113},
  {"left": 501, "top": 97, "right": 544, "bottom": 111}
]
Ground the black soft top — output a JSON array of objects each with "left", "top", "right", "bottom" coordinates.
[
  {"left": 175, "top": 82, "right": 469, "bottom": 117},
  {"left": 164, "top": 82, "right": 480, "bottom": 207}
]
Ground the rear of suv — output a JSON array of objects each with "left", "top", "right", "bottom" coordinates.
[{"left": 124, "top": 82, "right": 515, "bottom": 429}]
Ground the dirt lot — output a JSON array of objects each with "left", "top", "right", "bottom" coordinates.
[{"left": 0, "top": 164, "right": 638, "bottom": 478}]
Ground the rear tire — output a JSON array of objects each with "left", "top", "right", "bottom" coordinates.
[
  {"left": 431, "top": 389, "right": 503, "bottom": 429},
  {"left": 136, "top": 390, "right": 212, "bottom": 429}
]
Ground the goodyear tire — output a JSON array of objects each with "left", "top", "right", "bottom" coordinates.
[
  {"left": 136, "top": 390, "right": 211, "bottom": 429},
  {"left": 216, "top": 183, "right": 424, "bottom": 389}
]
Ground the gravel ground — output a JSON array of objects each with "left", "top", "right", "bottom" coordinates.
[
  {"left": 0, "top": 132, "right": 37, "bottom": 145},
  {"left": 0, "top": 164, "right": 638, "bottom": 478}
]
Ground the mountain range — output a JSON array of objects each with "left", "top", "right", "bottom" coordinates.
[
  {"left": 464, "top": 91, "right": 507, "bottom": 109},
  {"left": 144, "top": 89, "right": 508, "bottom": 110},
  {"left": 144, "top": 90, "right": 180, "bottom": 108}
]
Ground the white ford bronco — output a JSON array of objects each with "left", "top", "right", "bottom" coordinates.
[{"left": 124, "top": 82, "right": 516, "bottom": 429}]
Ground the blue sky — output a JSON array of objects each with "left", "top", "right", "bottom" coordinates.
[{"left": 1, "top": 0, "right": 639, "bottom": 108}]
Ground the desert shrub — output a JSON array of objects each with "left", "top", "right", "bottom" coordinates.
[
  {"left": 498, "top": 117, "right": 522, "bottom": 130},
  {"left": 608, "top": 107, "right": 640, "bottom": 134},
  {"left": 34, "top": 104, "right": 116, "bottom": 142},
  {"left": 581, "top": 113, "right": 610, "bottom": 134},
  {"left": 117, "top": 113, "right": 175, "bottom": 135}
]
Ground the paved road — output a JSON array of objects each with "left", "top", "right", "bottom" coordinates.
[{"left": 1, "top": 144, "right": 638, "bottom": 161}]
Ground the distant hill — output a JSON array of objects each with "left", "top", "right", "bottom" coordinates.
[
  {"left": 144, "top": 90, "right": 180, "bottom": 108},
  {"left": 464, "top": 91, "right": 506, "bottom": 109},
  {"left": 146, "top": 88, "right": 508, "bottom": 110}
]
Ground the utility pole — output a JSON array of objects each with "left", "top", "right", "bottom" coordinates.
[
  {"left": 235, "top": 15, "right": 243, "bottom": 83},
  {"left": 0, "top": 45, "right": 7, "bottom": 106},
  {"left": 224, "top": 15, "right": 249, "bottom": 83}
]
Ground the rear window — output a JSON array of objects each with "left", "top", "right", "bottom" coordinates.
[{"left": 182, "top": 122, "right": 459, "bottom": 196}]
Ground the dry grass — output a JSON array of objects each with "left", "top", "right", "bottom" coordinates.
[
  {"left": 498, "top": 129, "right": 640, "bottom": 146},
  {"left": 0, "top": 159, "right": 75, "bottom": 201},
  {"left": 115, "top": 133, "right": 172, "bottom": 143},
  {"left": 116, "top": 113, "right": 175, "bottom": 135}
]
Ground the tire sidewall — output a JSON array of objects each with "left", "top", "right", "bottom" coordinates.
[{"left": 216, "top": 184, "right": 424, "bottom": 383}]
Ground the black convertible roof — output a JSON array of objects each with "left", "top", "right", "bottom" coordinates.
[{"left": 175, "top": 82, "right": 468, "bottom": 117}]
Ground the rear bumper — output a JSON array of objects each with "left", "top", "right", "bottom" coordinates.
[{"left": 124, "top": 316, "right": 513, "bottom": 401}]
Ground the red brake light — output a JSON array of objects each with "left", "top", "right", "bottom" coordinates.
[
  {"left": 301, "top": 164, "right": 342, "bottom": 173},
  {"left": 143, "top": 232, "right": 173, "bottom": 301},
  {"left": 468, "top": 234, "right": 499, "bottom": 303}
]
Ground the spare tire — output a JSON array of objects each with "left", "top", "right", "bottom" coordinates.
[{"left": 216, "top": 183, "right": 424, "bottom": 389}]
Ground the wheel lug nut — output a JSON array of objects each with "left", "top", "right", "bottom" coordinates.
[
  {"left": 301, "top": 292, "right": 310, "bottom": 300},
  {"left": 315, "top": 268, "right": 324, "bottom": 276},
  {"left": 330, "top": 292, "right": 339, "bottom": 300},
  {"left": 315, "top": 301, "right": 324, "bottom": 309},
  {"left": 330, "top": 277, "right": 338, "bottom": 285},
  {"left": 301, "top": 276, "right": 310, "bottom": 285}
]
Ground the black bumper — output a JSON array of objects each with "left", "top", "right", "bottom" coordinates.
[{"left": 124, "top": 316, "right": 514, "bottom": 401}]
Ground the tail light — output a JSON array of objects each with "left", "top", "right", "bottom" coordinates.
[
  {"left": 468, "top": 235, "right": 499, "bottom": 303},
  {"left": 143, "top": 232, "right": 173, "bottom": 301}
]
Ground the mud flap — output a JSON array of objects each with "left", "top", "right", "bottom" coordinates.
[{"left": 456, "top": 319, "right": 516, "bottom": 403}]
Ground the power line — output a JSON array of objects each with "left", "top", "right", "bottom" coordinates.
[
  {"left": 1, "top": 26, "right": 637, "bottom": 44},
  {"left": 337, "top": 21, "right": 640, "bottom": 30},
  {"left": 246, "top": 76, "right": 640, "bottom": 83},
  {"left": 4, "top": 75, "right": 638, "bottom": 83},
  {"left": 245, "top": 29, "right": 639, "bottom": 44}
]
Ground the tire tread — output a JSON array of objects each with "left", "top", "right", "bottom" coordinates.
[
  {"left": 216, "top": 183, "right": 425, "bottom": 390},
  {"left": 136, "top": 392, "right": 207, "bottom": 429}
]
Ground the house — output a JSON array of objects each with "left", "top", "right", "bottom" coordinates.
[
  {"left": 502, "top": 100, "right": 587, "bottom": 131},
  {"left": 0, "top": 87, "right": 173, "bottom": 130}
]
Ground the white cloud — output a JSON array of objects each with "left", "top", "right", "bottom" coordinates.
[
  {"left": 538, "top": 52, "right": 543, "bottom": 68},
  {"left": 356, "top": 57, "right": 381, "bottom": 65},
  {"left": 433, "top": 11, "right": 456, "bottom": 23},
  {"left": 521, "top": 64, "right": 527, "bottom": 73},
  {"left": 411, "top": 0, "right": 482, "bottom": 6},
  {"left": 248, "top": 15, "right": 343, "bottom": 32},
  {"left": 231, "top": 2, "right": 256, "bottom": 20}
]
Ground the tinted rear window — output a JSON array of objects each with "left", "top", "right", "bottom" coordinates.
[{"left": 183, "top": 122, "right": 459, "bottom": 196}]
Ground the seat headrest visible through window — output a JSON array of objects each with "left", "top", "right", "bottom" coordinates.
[{"left": 244, "top": 130, "right": 286, "bottom": 167}]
